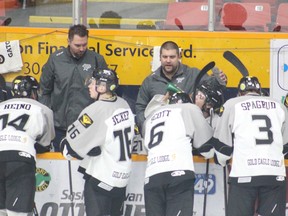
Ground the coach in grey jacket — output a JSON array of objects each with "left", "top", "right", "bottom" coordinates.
[
  {"left": 39, "top": 24, "right": 107, "bottom": 151},
  {"left": 135, "top": 41, "right": 227, "bottom": 135}
]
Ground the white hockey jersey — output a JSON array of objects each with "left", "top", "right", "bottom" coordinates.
[
  {"left": 0, "top": 98, "right": 55, "bottom": 159},
  {"left": 143, "top": 102, "right": 213, "bottom": 178},
  {"left": 66, "top": 96, "right": 135, "bottom": 188},
  {"left": 214, "top": 95, "right": 288, "bottom": 178}
]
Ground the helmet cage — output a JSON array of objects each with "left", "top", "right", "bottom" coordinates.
[
  {"left": 197, "top": 83, "right": 224, "bottom": 113},
  {"left": 12, "top": 76, "right": 39, "bottom": 98}
]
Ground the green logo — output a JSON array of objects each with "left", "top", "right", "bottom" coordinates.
[{"left": 35, "top": 167, "right": 51, "bottom": 192}]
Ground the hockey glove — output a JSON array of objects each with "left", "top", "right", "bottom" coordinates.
[
  {"left": 212, "top": 67, "right": 227, "bottom": 87},
  {"left": 35, "top": 142, "right": 51, "bottom": 153},
  {"left": 87, "top": 146, "right": 101, "bottom": 156},
  {"left": 60, "top": 138, "right": 83, "bottom": 160}
]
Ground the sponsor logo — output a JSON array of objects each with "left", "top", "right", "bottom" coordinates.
[
  {"left": 171, "top": 170, "right": 186, "bottom": 177},
  {"left": 0, "top": 55, "right": 4, "bottom": 64},
  {"left": 276, "top": 176, "right": 285, "bottom": 181},
  {"left": 218, "top": 106, "right": 224, "bottom": 117},
  {"left": 56, "top": 51, "right": 64, "bottom": 56},
  {"left": 194, "top": 174, "right": 216, "bottom": 195},
  {"left": 18, "top": 151, "right": 31, "bottom": 158},
  {"left": 35, "top": 167, "right": 51, "bottom": 192},
  {"left": 78, "top": 113, "right": 93, "bottom": 128}
]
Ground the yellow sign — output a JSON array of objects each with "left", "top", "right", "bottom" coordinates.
[{"left": 0, "top": 28, "right": 273, "bottom": 87}]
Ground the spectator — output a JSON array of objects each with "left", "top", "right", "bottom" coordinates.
[
  {"left": 213, "top": 76, "right": 288, "bottom": 216},
  {"left": 39, "top": 24, "right": 107, "bottom": 152},
  {"left": 99, "top": 11, "right": 121, "bottom": 29},
  {"left": 0, "top": 75, "right": 54, "bottom": 216},
  {"left": 142, "top": 92, "right": 213, "bottom": 215},
  {"left": 135, "top": 40, "right": 227, "bottom": 134},
  {"left": 61, "top": 69, "right": 135, "bottom": 216}
]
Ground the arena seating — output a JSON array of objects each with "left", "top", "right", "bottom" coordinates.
[
  {"left": 220, "top": 2, "right": 271, "bottom": 31},
  {"left": 273, "top": 3, "right": 288, "bottom": 31},
  {"left": 163, "top": 2, "right": 210, "bottom": 30}
]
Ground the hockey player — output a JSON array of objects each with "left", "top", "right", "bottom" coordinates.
[
  {"left": 193, "top": 78, "right": 225, "bottom": 155},
  {"left": 142, "top": 92, "right": 213, "bottom": 216},
  {"left": 213, "top": 76, "right": 288, "bottom": 216},
  {"left": 193, "top": 78, "right": 226, "bottom": 216},
  {"left": 0, "top": 75, "right": 55, "bottom": 216},
  {"left": 194, "top": 78, "right": 224, "bottom": 126},
  {"left": 60, "top": 69, "right": 135, "bottom": 216}
]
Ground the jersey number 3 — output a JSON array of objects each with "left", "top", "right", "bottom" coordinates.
[{"left": 252, "top": 115, "right": 273, "bottom": 145}]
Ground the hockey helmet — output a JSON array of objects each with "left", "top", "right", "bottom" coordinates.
[
  {"left": 238, "top": 76, "right": 261, "bottom": 95},
  {"left": 197, "top": 79, "right": 224, "bottom": 112},
  {"left": 169, "top": 92, "right": 192, "bottom": 104},
  {"left": 12, "top": 75, "right": 39, "bottom": 98},
  {"left": 93, "top": 69, "right": 119, "bottom": 92}
]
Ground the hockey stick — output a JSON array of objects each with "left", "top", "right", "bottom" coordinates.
[
  {"left": 223, "top": 51, "right": 249, "bottom": 77},
  {"left": 202, "top": 109, "right": 214, "bottom": 216},
  {"left": 192, "top": 61, "right": 216, "bottom": 103},
  {"left": 203, "top": 159, "right": 210, "bottom": 216},
  {"left": 223, "top": 166, "right": 228, "bottom": 216},
  {"left": 32, "top": 202, "right": 39, "bottom": 216},
  {"left": 68, "top": 161, "right": 75, "bottom": 216}
]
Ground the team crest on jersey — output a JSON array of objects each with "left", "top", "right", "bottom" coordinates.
[
  {"left": 82, "top": 63, "right": 91, "bottom": 72},
  {"left": 78, "top": 113, "right": 93, "bottom": 128},
  {"left": 176, "top": 77, "right": 184, "bottom": 84},
  {"left": 218, "top": 106, "right": 224, "bottom": 117}
]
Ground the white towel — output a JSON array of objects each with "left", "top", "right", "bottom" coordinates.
[
  {"left": 151, "top": 46, "right": 161, "bottom": 72},
  {"left": 0, "top": 40, "right": 23, "bottom": 74}
]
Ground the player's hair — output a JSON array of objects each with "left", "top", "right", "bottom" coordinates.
[
  {"left": 160, "top": 41, "right": 180, "bottom": 57},
  {"left": 99, "top": 11, "right": 122, "bottom": 29},
  {"left": 68, "top": 24, "right": 89, "bottom": 40},
  {"left": 238, "top": 76, "right": 261, "bottom": 96},
  {"left": 169, "top": 92, "right": 192, "bottom": 104},
  {"left": 92, "top": 68, "right": 119, "bottom": 93},
  {"left": 12, "top": 75, "right": 39, "bottom": 99}
]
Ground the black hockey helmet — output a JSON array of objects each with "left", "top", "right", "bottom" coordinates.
[
  {"left": 238, "top": 76, "right": 261, "bottom": 95},
  {"left": 12, "top": 75, "right": 39, "bottom": 98},
  {"left": 169, "top": 92, "right": 192, "bottom": 104},
  {"left": 197, "top": 79, "right": 224, "bottom": 113},
  {"left": 284, "top": 93, "right": 288, "bottom": 108},
  {"left": 92, "top": 68, "right": 119, "bottom": 92}
]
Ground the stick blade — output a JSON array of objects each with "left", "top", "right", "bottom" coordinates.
[
  {"left": 223, "top": 51, "right": 249, "bottom": 77},
  {"left": 192, "top": 61, "right": 216, "bottom": 102}
]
